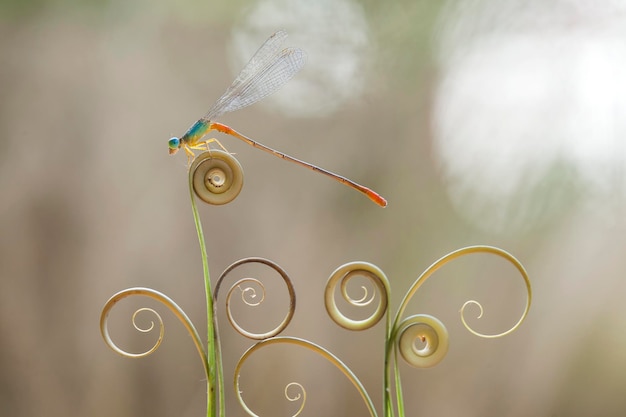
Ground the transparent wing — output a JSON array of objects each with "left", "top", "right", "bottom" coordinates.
[
  {"left": 226, "top": 30, "right": 289, "bottom": 93},
  {"left": 213, "top": 48, "right": 306, "bottom": 115},
  {"left": 203, "top": 31, "right": 306, "bottom": 121}
]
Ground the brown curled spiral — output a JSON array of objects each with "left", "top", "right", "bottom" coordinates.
[
  {"left": 396, "top": 314, "right": 449, "bottom": 368},
  {"left": 214, "top": 258, "right": 296, "bottom": 340},
  {"left": 235, "top": 337, "right": 377, "bottom": 417},
  {"left": 190, "top": 149, "right": 244, "bottom": 205},
  {"left": 325, "top": 261, "right": 390, "bottom": 331},
  {"left": 99, "top": 287, "right": 209, "bottom": 378}
]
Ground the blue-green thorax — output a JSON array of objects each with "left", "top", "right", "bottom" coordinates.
[{"left": 181, "top": 119, "right": 211, "bottom": 146}]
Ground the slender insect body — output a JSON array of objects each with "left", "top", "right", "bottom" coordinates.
[{"left": 167, "top": 30, "right": 387, "bottom": 207}]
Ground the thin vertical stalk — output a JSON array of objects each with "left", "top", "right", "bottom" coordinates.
[{"left": 189, "top": 177, "right": 224, "bottom": 417}]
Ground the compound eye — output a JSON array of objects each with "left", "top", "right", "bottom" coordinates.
[{"left": 168, "top": 137, "right": 180, "bottom": 150}]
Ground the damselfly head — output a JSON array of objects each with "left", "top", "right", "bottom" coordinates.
[{"left": 168, "top": 137, "right": 181, "bottom": 155}]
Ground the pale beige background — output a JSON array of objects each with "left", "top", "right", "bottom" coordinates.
[{"left": 1, "top": 1, "right": 626, "bottom": 416}]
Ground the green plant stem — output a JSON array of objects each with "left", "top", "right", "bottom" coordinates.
[
  {"left": 393, "top": 346, "right": 405, "bottom": 417},
  {"left": 383, "top": 305, "right": 395, "bottom": 417},
  {"left": 189, "top": 178, "right": 225, "bottom": 417}
]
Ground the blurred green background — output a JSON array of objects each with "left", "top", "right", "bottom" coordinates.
[{"left": 2, "top": 0, "right": 626, "bottom": 416}]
